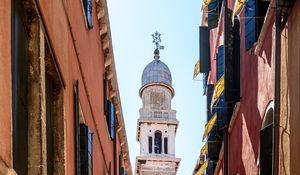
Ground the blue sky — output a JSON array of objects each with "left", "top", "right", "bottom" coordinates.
[{"left": 107, "top": 0, "right": 206, "bottom": 174}]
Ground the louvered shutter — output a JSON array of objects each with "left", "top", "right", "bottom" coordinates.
[
  {"left": 83, "top": 0, "right": 93, "bottom": 30},
  {"left": 109, "top": 102, "right": 115, "bottom": 140},
  {"left": 199, "top": 26, "right": 211, "bottom": 73},
  {"left": 80, "top": 124, "right": 88, "bottom": 175},
  {"left": 217, "top": 45, "right": 224, "bottom": 81},
  {"left": 75, "top": 80, "right": 81, "bottom": 174},
  {"left": 225, "top": 18, "right": 241, "bottom": 104},
  {"left": 208, "top": 0, "right": 222, "bottom": 30},
  {"left": 244, "top": 0, "right": 256, "bottom": 50}
]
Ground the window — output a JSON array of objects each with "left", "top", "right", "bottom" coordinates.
[
  {"left": 154, "top": 131, "right": 162, "bottom": 154},
  {"left": 244, "top": 0, "right": 270, "bottom": 50},
  {"left": 260, "top": 107, "right": 273, "bottom": 175},
  {"left": 148, "top": 136, "right": 153, "bottom": 153},
  {"left": 80, "top": 124, "right": 93, "bottom": 175},
  {"left": 107, "top": 101, "right": 115, "bottom": 140},
  {"left": 164, "top": 137, "right": 168, "bottom": 154},
  {"left": 103, "top": 78, "right": 109, "bottom": 115},
  {"left": 75, "top": 81, "right": 81, "bottom": 174},
  {"left": 82, "top": 0, "right": 93, "bottom": 30}
]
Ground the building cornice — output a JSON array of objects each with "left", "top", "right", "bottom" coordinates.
[{"left": 95, "top": 0, "right": 133, "bottom": 174}]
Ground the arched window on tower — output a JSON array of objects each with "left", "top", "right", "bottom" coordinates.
[
  {"left": 154, "top": 131, "right": 162, "bottom": 154},
  {"left": 260, "top": 105, "right": 274, "bottom": 175}
]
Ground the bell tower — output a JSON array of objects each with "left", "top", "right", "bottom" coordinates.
[{"left": 135, "top": 32, "right": 181, "bottom": 175}]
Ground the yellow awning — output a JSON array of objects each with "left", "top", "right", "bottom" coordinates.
[
  {"left": 202, "top": 113, "right": 217, "bottom": 141},
  {"left": 211, "top": 75, "right": 224, "bottom": 109},
  {"left": 193, "top": 60, "right": 200, "bottom": 79},
  {"left": 203, "top": 0, "right": 212, "bottom": 8},
  {"left": 201, "top": 142, "right": 208, "bottom": 156},
  {"left": 233, "top": 0, "right": 246, "bottom": 16},
  {"left": 196, "top": 160, "right": 209, "bottom": 175}
]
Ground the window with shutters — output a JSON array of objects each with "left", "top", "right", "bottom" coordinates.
[
  {"left": 80, "top": 124, "right": 93, "bottom": 175},
  {"left": 154, "top": 131, "right": 162, "bottom": 154},
  {"left": 164, "top": 137, "right": 168, "bottom": 154},
  {"left": 107, "top": 101, "right": 115, "bottom": 140},
  {"left": 208, "top": 0, "right": 223, "bottom": 30},
  {"left": 148, "top": 136, "right": 153, "bottom": 153},
  {"left": 81, "top": 0, "right": 93, "bottom": 30},
  {"left": 244, "top": 0, "right": 270, "bottom": 50},
  {"left": 260, "top": 107, "right": 273, "bottom": 175}
]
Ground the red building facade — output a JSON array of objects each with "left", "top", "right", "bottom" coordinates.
[
  {"left": 194, "top": 0, "right": 299, "bottom": 175},
  {"left": 0, "top": 0, "right": 132, "bottom": 174}
]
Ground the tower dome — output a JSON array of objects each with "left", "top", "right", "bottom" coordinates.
[{"left": 141, "top": 59, "right": 172, "bottom": 87}]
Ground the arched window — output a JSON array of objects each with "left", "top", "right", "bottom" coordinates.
[
  {"left": 260, "top": 104, "right": 274, "bottom": 175},
  {"left": 154, "top": 131, "right": 162, "bottom": 154}
]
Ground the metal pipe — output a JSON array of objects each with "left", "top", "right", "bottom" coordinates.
[
  {"left": 223, "top": 0, "right": 229, "bottom": 175},
  {"left": 273, "top": 0, "right": 281, "bottom": 174}
]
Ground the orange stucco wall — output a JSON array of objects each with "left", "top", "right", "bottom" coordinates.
[
  {"left": 0, "top": 0, "right": 128, "bottom": 174},
  {"left": 0, "top": 0, "right": 12, "bottom": 168}
]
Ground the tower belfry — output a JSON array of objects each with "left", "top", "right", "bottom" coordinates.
[{"left": 135, "top": 32, "right": 181, "bottom": 175}]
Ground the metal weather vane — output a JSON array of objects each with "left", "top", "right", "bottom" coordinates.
[{"left": 152, "top": 31, "right": 165, "bottom": 59}]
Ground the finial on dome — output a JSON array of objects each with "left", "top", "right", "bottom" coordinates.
[{"left": 152, "top": 31, "right": 165, "bottom": 60}]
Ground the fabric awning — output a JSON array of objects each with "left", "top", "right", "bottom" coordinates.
[
  {"left": 203, "top": 0, "right": 213, "bottom": 8},
  {"left": 193, "top": 60, "right": 200, "bottom": 79},
  {"left": 202, "top": 113, "right": 217, "bottom": 141},
  {"left": 211, "top": 75, "right": 224, "bottom": 109},
  {"left": 233, "top": 0, "right": 246, "bottom": 16},
  {"left": 196, "top": 160, "right": 209, "bottom": 175},
  {"left": 201, "top": 142, "right": 208, "bottom": 156}
]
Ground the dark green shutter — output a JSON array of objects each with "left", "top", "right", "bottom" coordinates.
[
  {"left": 208, "top": 0, "right": 222, "bottom": 30},
  {"left": 225, "top": 18, "right": 240, "bottom": 104},
  {"left": 199, "top": 26, "right": 211, "bottom": 73},
  {"left": 80, "top": 124, "right": 88, "bottom": 175},
  {"left": 164, "top": 138, "right": 168, "bottom": 154},
  {"left": 75, "top": 80, "right": 81, "bottom": 175},
  {"left": 217, "top": 45, "right": 224, "bottom": 81},
  {"left": 83, "top": 0, "right": 93, "bottom": 30}
]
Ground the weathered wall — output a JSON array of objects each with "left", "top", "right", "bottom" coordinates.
[
  {"left": 0, "top": 0, "right": 12, "bottom": 169},
  {"left": 279, "top": 1, "right": 300, "bottom": 174},
  {"left": 0, "top": 0, "right": 131, "bottom": 174}
]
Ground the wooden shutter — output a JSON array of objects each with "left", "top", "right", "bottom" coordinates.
[
  {"left": 103, "top": 78, "right": 109, "bottom": 115},
  {"left": 109, "top": 102, "right": 115, "bottom": 140},
  {"left": 208, "top": 0, "right": 222, "bottom": 30},
  {"left": 75, "top": 80, "right": 81, "bottom": 174},
  {"left": 244, "top": 0, "right": 256, "bottom": 50},
  {"left": 260, "top": 123, "right": 273, "bottom": 175},
  {"left": 207, "top": 85, "right": 215, "bottom": 121},
  {"left": 88, "top": 128, "right": 93, "bottom": 175},
  {"left": 80, "top": 124, "right": 88, "bottom": 175},
  {"left": 217, "top": 45, "right": 224, "bottom": 81},
  {"left": 225, "top": 18, "right": 241, "bottom": 104},
  {"left": 83, "top": 0, "right": 93, "bottom": 30},
  {"left": 199, "top": 26, "right": 211, "bottom": 73},
  {"left": 148, "top": 136, "right": 153, "bottom": 153}
]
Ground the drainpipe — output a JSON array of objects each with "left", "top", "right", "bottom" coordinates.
[
  {"left": 223, "top": 0, "right": 229, "bottom": 175},
  {"left": 273, "top": 0, "right": 281, "bottom": 174}
]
